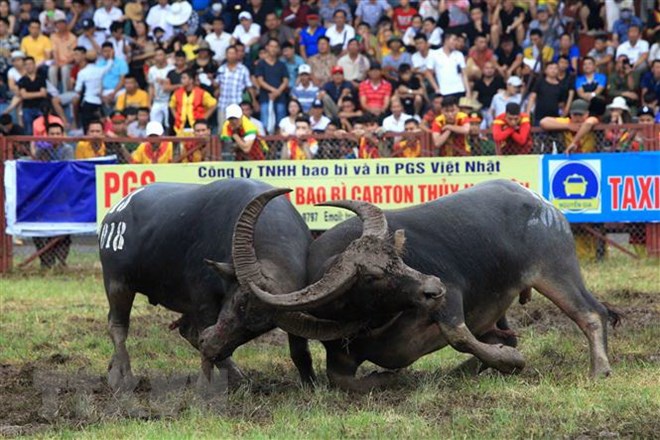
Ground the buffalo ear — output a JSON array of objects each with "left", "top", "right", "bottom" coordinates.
[
  {"left": 393, "top": 229, "right": 406, "bottom": 256},
  {"left": 204, "top": 259, "right": 237, "bottom": 280}
]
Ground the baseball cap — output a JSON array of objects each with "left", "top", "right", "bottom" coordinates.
[
  {"left": 638, "top": 106, "right": 655, "bottom": 117},
  {"left": 331, "top": 66, "right": 344, "bottom": 75},
  {"left": 467, "top": 112, "right": 482, "bottom": 123},
  {"left": 537, "top": 4, "right": 549, "bottom": 12},
  {"left": 369, "top": 62, "right": 381, "bottom": 71},
  {"left": 238, "top": 11, "right": 252, "bottom": 21},
  {"left": 298, "top": 64, "right": 311, "bottom": 75},
  {"left": 10, "top": 50, "right": 25, "bottom": 59},
  {"left": 569, "top": 99, "right": 589, "bottom": 115},
  {"left": 146, "top": 121, "right": 164, "bottom": 136},
  {"left": 312, "top": 99, "right": 323, "bottom": 108},
  {"left": 226, "top": 103, "right": 243, "bottom": 119},
  {"left": 82, "top": 18, "right": 94, "bottom": 29},
  {"left": 507, "top": 75, "right": 523, "bottom": 87},
  {"left": 111, "top": 113, "right": 126, "bottom": 123}
]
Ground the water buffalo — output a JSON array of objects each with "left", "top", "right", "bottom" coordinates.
[
  {"left": 100, "top": 179, "right": 322, "bottom": 391},
  {"left": 226, "top": 180, "right": 620, "bottom": 391}
]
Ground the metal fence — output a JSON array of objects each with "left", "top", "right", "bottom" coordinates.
[{"left": 1, "top": 123, "right": 658, "bottom": 273}]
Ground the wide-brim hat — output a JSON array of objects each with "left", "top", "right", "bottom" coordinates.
[
  {"left": 124, "top": 2, "right": 144, "bottom": 21},
  {"left": 607, "top": 96, "right": 630, "bottom": 112},
  {"left": 458, "top": 97, "right": 482, "bottom": 111},
  {"left": 194, "top": 41, "right": 215, "bottom": 55},
  {"left": 166, "top": 1, "right": 193, "bottom": 27}
]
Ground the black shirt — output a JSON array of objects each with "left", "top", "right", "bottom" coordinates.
[
  {"left": 465, "top": 20, "right": 491, "bottom": 46},
  {"left": 499, "top": 6, "right": 525, "bottom": 32},
  {"left": 533, "top": 78, "right": 562, "bottom": 120},
  {"left": 495, "top": 45, "right": 522, "bottom": 68},
  {"left": 17, "top": 72, "right": 47, "bottom": 109},
  {"left": 474, "top": 75, "right": 505, "bottom": 108},
  {"left": 246, "top": 3, "right": 276, "bottom": 29},
  {"left": 167, "top": 68, "right": 185, "bottom": 88},
  {"left": 254, "top": 58, "right": 289, "bottom": 103},
  {"left": 394, "top": 76, "right": 422, "bottom": 114},
  {"left": 0, "top": 123, "right": 25, "bottom": 136}
]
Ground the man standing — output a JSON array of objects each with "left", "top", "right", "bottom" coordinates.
[
  {"left": 540, "top": 99, "right": 599, "bottom": 153},
  {"left": 205, "top": 16, "right": 232, "bottom": 65},
  {"left": 299, "top": 11, "right": 325, "bottom": 60},
  {"left": 48, "top": 18, "right": 76, "bottom": 93},
  {"left": 74, "top": 48, "right": 113, "bottom": 130},
  {"left": 18, "top": 56, "right": 48, "bottom": 134},
  {"left": 358, "top": 62, "right": 392, "bottom": 119},
  {"left": 382, "top": 98, "right": 414, "bottom": 133},
  {"left": 326, "top": 10, "right": 354, "bottom": 55},
  {"left": 93, "top": 0, "right": 122, "bottom": 42},
  {"left": 98, "top": 42, "right": 129, "bottom": 110},
  {"left": 180, "top": 120, "right": 211, "bottom": 162},
  {"left": 431, "top": 95, "right": 470, "bottom": 156},
  {"left": 337, "top": 38, "right": 370, "bottom": 85},
  {"left": 526, "top": 62, "right": 563, "bottom": 125},
  {"left": 216, "top": 45, "right": 253, "bottom": 126},
  {"left": 281, "top": 116, "right": 318, "bottom": 160},
  {"left": 492, "top": 102, "right": 532, "bottom": 154},
  {"left": 254, "top": 38, "right": 289, "bottom": 134},
  {"left": 489, "top": 75, "right": 523, "bottom": 125},
  {"left": 291, "top": 64, "right": 319, "bottom": 113},
  {"left": 147, "top": 47, "right": 174, "bottom": 128},
  {"left": 221, "top": 103, "right": 267, "bottom": 161},
  {"left": 115, "top": 74, "right": 149, "bottom": 111},
  {"left": 308, "top": 37, "right": 337, "bottom": 87},
  {"left": 355, "top": 0, "right": 392, "bottom": 29},
  {"left": 425, "top": 33, "right": 470, "bottom": 99},
  {"left": 20, "top": 20, "right": 52, "bottom": 72},
  {"left": 169, "top": 69, "right": 217, "bottom": 136},
  {"left": 258, "top": 12, "right": 296, "bottom": 48},
  {"left": 616, "top": 25, "right": 649, "bottom": 72}
]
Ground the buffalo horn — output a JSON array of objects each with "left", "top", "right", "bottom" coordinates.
[
  {"left": 274, "top": 312, "right": 363, "bottom": 341},
  {"left": 317, "top": 200, "right": 388, "bottom": 239}
]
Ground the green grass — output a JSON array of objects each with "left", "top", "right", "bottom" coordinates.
[{"left": 0, "top": 255, "right": 658, "bottom": 439}]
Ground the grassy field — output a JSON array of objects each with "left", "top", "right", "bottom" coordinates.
[{"left": 0, "top": 253, "right": 658, "bottom": 439}]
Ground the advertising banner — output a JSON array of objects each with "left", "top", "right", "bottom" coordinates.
[
  {"left": 96, "top": 156, "right": 541, "bottom": 230},
  {"left": 541, "top": 152, "right": 660, "bottom": 223}
]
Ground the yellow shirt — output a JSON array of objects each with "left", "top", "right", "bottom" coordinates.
[
  {"left": 131, "top": 141, "right": 174, "bottom": 164},
  {"left": 555, "top": 117, "right": 596, "bottom": 153},
  {"left": 115, "top": 89, "right": 150, "bottom": 111},
  {"left": 523, "top": 46, "right": 555, "bottom": 64},
  {"left": 182, "top": 43, "right": 199, "bottom": 61},
  {"left": 169, "top": 87, "right": 217, "bottom": 135},
  {"left": 20, "top": 35, "right": 52, "bottom": 65},
  {"left": 75, "top": 141, "right": 107, "bottom": 159}
]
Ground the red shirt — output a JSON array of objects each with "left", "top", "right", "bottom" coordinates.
[
  {"left": 359, "top": 79, "right": 393, "bottom": 112},
  {"left": 467, "top": 48, "right": 495, "bottom": 70},
  {"left": 393, "top": 7, "right": 418, "bottom": 33},
  {"left": 492, "top": 112, "right": 532, "bottom": 154}
]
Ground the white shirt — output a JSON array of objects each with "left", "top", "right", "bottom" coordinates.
[
  {"left": 232, "top": 23, "right": 261, "bottom": 48},
  {"left": 427, "top": 48, "right": 466, "bottom": 95},
  {"left": 402, "top": 26, "right": 421, "bottom": 46},
  {"left": 310, "top": 114, "right": 331, "bottom": 131},
  {"left": 75, "top": 61, "right": 114, "bottom": 105},
  {"left": 205, "top": 31, "right": 232, "bottom": 63},
  {"left": 412, "top": 49, "right": 438, "bottom": 73},
  {"left": 325, "top": 24, "right": 355, "bottom": 50},
  {"left": 146, "top": 4, "right": 173, "bottom": 41},
  {"left": 7, "top": 67, "right": 23, "bottom": 85},
  {"left": 39, "top": 9, "right": 66, "bottom": 34},
  {"left": 250, "top": 116, "right": 266, "bottom": 136},
  {"left": 425, "top": 27, "right": 443, "bottom": 47},
  {"left": 93, "top": 7, "right": 123, "bottom": 41},
  {"left": 147, "top": 63, "right": 174, "bottom": 103},
  {"left": 649, "top": 43, "right": 660, "bottom": 65},
  {"left": 382, "top": 112, "right": 417, "bottom": 133},
  {"left": 108, "top": 36, "right": 130, "bottom": 62},
  {"left": 616, "top": 39, "right": 650, "bottom": 64},
  {"left": 77, "top": 33, "right": 105, "bottom": 53},
  {"left": 337, "top": 53, "right": 370, "bottom": 82},
  {"left": 278, "top": 116, "right": 296, "bottom": 136}
]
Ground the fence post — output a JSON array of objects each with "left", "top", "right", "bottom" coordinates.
[{"left": 0, "top": 136, "right": 13, "bottom": 273}]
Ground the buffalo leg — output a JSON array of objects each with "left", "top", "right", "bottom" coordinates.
[
  {"left": 325, "top": 343, "right": 397, "bottom": 392},
  {"left": 453, "top": 316, "right": 519, "bottom": 375},
  {"left": 288, "top": 335, "right": 317, "bottom": 387},
  {"left": 432, "top": 290, "right": 525, "bottom": 374},
  {"left": 534, "top": 273, "right": 612, "bottom": 377},
  {"left": 105, "top": 280, "right": 138, "bottom": 392}
]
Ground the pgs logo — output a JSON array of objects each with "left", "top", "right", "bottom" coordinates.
[{"left": 549, "top": 160, "right": 601, "bottom": 213}]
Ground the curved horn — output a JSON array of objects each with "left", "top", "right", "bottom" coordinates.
[
  {"left": 317, "top": 200, "right": 388, "bottom": 239},
  {"left": 274, "top": 312, "right": 364, "bottom": 341},
  {"left": 232, "top": 188, "right": 292, "bottom": 288}
]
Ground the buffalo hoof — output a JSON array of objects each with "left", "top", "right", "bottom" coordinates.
[
  {"left": 488, "top": 345, "right": 526, "bottom": 374},
  {"left": 590, "top": 366, "right": 612, "bottom": 378},
  {"left": 108, "top": 363, "right": 138, "bottom": 393}
]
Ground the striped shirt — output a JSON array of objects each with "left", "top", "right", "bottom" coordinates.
[
  {"left": 216, "top": 62, "right": 252, "bottom": 109},
  {"left": 358, "top": 79, "right": 392, "bottom": 111}
]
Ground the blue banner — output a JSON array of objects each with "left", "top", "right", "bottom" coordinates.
[
  {"left": 5, "top": 157, "right": 116, "bottom": 236},
  {"left": 541, "top": 152, "right": 660, "bottom": 223}
]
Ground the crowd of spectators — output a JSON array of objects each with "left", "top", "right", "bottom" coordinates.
[{"left": 0, "top": 0, "right": 658, "bottom": 162}]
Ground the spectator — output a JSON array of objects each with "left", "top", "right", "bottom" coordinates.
[
  {"left": 492, "top": 102, "right": 532, "bottom": 154},
  {"left": 74, "top": 49, "right": 113, "bottom": 130},
  {"left": 259, "top": 12, "right": 296, "bottom": 49},
  {"left": 524, "top": 4, "right": 563, "bottom": 50},
  {"left": 239, "top": 100, "right": 266, "bottom": 136},
  {"left": 99, "top": 42, "right": 129, "bottom": 110},
  {"left": 355, "top": 0, "right": 392, "bottom": 30},
  {"left": 466, "top": 111, "right": 495, "bottom": 155},
  {"left": 421, "top": 17, "right": 443, "bottom": 48},
  {"left": 494, "top": 34, "right": 523, "bottom": 79},
  {"left": 39, "top": 0, "right": 65, "bottom": 36},
  {"left": 431, "top": 95, "right": 470, "bottom": 156},
  {"left": 382, "top": 36, "right": 411, "bottom": 82},
  {"left": 291, "top": 64, "right": 318, "bottom": 113},
  {"left": 0, "top": 0, "right": 15, "bottom": 35},
  {"left": 608, "top": 54, "right": 640, "bottom": 103},
  {"left": 472, "top": 61, "right": 505, "bottom": 114},
  {"left": 641, "top": 60, "right": 660, "bottom": 99},
  {"left": 231, "top": 11, "right": 260, "bottom": 51},
  {"left": 612, "top": 3, "right": 644, "bottom": 44},
  {"left": 180, "top": 120, "right": 211, "bottom": 162},
  {"left": 393, "top": 0, "right": 417, "bottom": 35},
  {"left": 75, "top": 119, "right": 107, "bottom": 158},
  {"left": 344, "top": 115, "right": 381, "bottom": 159},
  {"left": 337, "top": 38, "right": 370, "bottom": 85},
  {"left": 464, "top": 7, "right": 490, "bottom": 48},
  {"left": 146, "top": 0, "right": 173, "bottom": 42},
  {"left": 422, "top": 93, "right": 443, "bottom": 130},
  {"left": 527, "top": 62, "right": 563, "bottom": 125},
  {"left": 603, "top": 96, "right": 639, "bottom": 151},
  {"left": 216, "top": 45, "right": 253, "bottom": 125},
  {"left": 221, "top": 103, "right": 267, "bottom": 161},
  {"left": 637, "top": 105, "right": 655, "bottom": 124},
  {"left": 467, "top": 33, "right": 495, "bottom": 80},
  {"left": 131, "top": 121, "right": 174, "bottom": 164},
  {"left": 358, "top": 62, "right": 392, "bottom": 118},
  {"left": 299, "top": 10, "right": 325, "bottom": 60},
  {"left": 17, "top": 56, "right": 47, "bottom": 134},
  {"left": 77, "top": 19, "right": 102, "bottom": 57},
  {"left": 281, "top": 115, "right": 318, "bottom": 160},
  {"left": 616, "top": 25, "right": 650, "bottom": 72},
  {"left": 48, "top": 17, "right": 76, "bottom": 93},
  {"left": 319, "top": 0, "right": 352, "bottom": 26},
  {"left": 280, "top": 42, "right": 304, "bottom": 87},
  {"left": 391, "top": 118, "right": 422, "bottom": 157},
  {"left": 147, "top": 47, "right": 174, "bottom": 128},
  {"left": 649, "top": 31, "right": 660, "bottom": 68},
  {"left": 278, "top": 98, "right": 303, "bottom": 136},
  {"left": 0, "top": 113, "right": 24, "bottom": 135},
  {"left": 382, "top": 98, "right": 415, "bottom": 133},
  {"left": 93, "top": 0, "right": 122, "bottom": 43},
  {"left": 115, "top": 74, "right": 149, "bottom": 112},
  {"left": 540, "top": 99, "right": 598, "bottom": 153},
  {"left": 0, "top": 18, "right": 19, "bottom": 74},
  {"left": 32, "top": 103, "right": 64, "bottom": 136},
  {"left": 587, "top": 34, "right": 615, "bottom": 74},
  {"left": 20, "top": 19, "right": 52, "bottom": 70},
  {"left": 245, "top": 0, "right": 275, "bottom": 29},
  {"left": 338, "top": 96, "right": 363, "bottom": 130},
  {"left": 419, "top": 0, "right": 440, "bottom": 21},
  {"left": 169, "top": 69, "right": 216, "bottom": 136},
  {"left": 326, "top": 10, "right": 355, "bottom": 55},
  {"left": 411, "top": 34, "right": 434, "bottom": 74},
  {"left": 254, "top": 38, "right": 289, "bottom": 134},
  {"left": 558, "top": 55, "right": 576, "bottom": 112},
  {"left": 205, "top": 16, "right": 232, "bottom": 65},
  {"left": 108, "top": 21, "right": 130, "bottom": 63},
  {"left": 439, "top": 0, "right": 470, "bottom": 34},
  {"left": 105, "top": 110, "right": 128, "bottom": 137},
  {"left": 191, "top": 42, "right": 219, "bottom": 94},
  {"left": 426, "top": 33, "right": 470, "bottom": 99},
  {"left": 165, "top": 50, "right": 189, "bottom": 94},
  {"left": 308, "top": 36, "right": 337, "bottom": 87},
  {"left": 281, "top": 0, "right": 311, "bottom": 30},
  {"left": 523, "top": 29, "right": 554, "bottom": 70},
  {"left": 356, "top": 22, "right": 379, "bottom": 60},
  {"left": 496, "top": 0, "right": 526, "bottom": 46},
  {"left": 33, "top": 121, "right": 73, "bottom": 161},
  {"left": 69, "top": 0, "right": 94, "bottom": 36},
  {"left": 553, "top": 33, "right": 579, "bottom": 74},
  {"left": 402, "top": 15, "right": 423, "bottom": 48},
  {"left": 309, "top": 98, "right": 331, "bottom": 131},
  {"left": 489, "top": 75, "right": 523, "bottom": 125},
  {"left": 393, "top": 63, "right": 424, "bottom": 116},
  {"left": 576, "top": 57, "right": 607, "bottom": 102},
  {"left": 127, "top": 107, "right": 149, "bottom": 137}
]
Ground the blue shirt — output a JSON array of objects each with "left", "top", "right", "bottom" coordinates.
[
  {"left": 98, "top": 57, "right": 129, "bottom": 91},
  {"left": 280, "top": 54, "right": 305, "bottom": 87},
  {"left": 382, "top": 52, "right": 412, "bottom": 81},
  {"left": 292, "top": 83, "right": 320, "bottom": 112},
  {"left": 640, "top": 71, "right": 660, "bottom": 97},
  {"left": 612, "top": 17, "right": 644, "bottom": 43},
  {"left": 575, "top": 73, "right": 607, "bottom": 92},
  {"left": 553, "top": 45, "right": 580, "bottom": 74},
  {"left": 300, "top": 26, "right": 325, "bottom": 58}
]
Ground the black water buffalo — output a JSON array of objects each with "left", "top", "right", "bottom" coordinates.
[
  {"left": 100, "top": 179, "right": 321, "bottom": 391},
  {"left": 223, "top": 179, "right": 620, "bottom": 391}
]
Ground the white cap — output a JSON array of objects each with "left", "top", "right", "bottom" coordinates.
[
  {"left": 146, "top": 121, "right": 164, "bottom": 136},
  {"left": 298, "top": 64, "right": 311, "bottom": 75},
  {"left": 11, "top": 50, "right": 25, "bottom": 59},
  {"left": 507, "top": 75, "right": 522, "bottom": 87},
  {"left": 238, "top": 11, "right": 252, "bottom": 21},
  {"left": 607, "top": 96, "right": 630, "bottom": 112},
  {"left": 226, "top": 104, "right": 243, "bottom": 120}
]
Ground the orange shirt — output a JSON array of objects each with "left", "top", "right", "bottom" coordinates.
[
  {"left": 131, "top": 141, "right": 174, "bottom": 164},
  {"left": 431, "top": 112, "right": 470, "bottom": 156}
]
